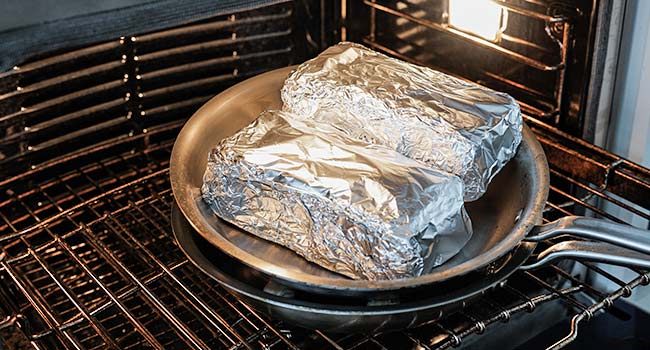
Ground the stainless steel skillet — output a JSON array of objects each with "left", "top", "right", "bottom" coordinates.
[
  {"left": 170, "top": 66, "right": 650, "bottom": 296},
  {"left": 171, "top": 203, "right": 538, "bottom": 332},
  {"left": 171, "top": 204, "right": 650, "bottom": 332}
]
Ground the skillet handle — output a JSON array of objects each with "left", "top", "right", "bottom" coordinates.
[
  {"left": 520, "top": 240, "right": 650, "bottom": 270},
  {"left": 526, "top": 216, "right": 650, "bottom": 255}
]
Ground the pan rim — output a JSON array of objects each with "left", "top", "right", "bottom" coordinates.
[{"left": 170, "top": 66, "right": 550, "bottom": 292}]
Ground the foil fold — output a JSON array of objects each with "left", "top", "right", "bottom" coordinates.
[
  {"left": 281, "top": 42, "right": 523, "bottom": 201},
  {"left": 202, "top": 110, "right": 472, "bottom": 280}
]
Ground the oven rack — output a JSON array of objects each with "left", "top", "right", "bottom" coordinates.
[{"left": 0, "top": 120, "right": 648, "bottom": 350}]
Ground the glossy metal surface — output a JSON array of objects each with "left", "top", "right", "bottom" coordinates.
[
  {"left": 521, "top": 240, "right": 650, "bottom": 271},
  {"left": 172, "top": 204, "right": 535, "bottom": 332},
  {"left": 527, "top": 216, "right": 650, "bottom": 255},
  {"left": 173, "top": 201, "right": 650, "bottom": 333}
]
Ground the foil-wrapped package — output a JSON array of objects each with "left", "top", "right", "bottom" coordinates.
[
  {"left": 202, "top": 110, "right": 472, "bottom": 280},
  {"left": 281, "top": 42, "right": 522, "bottom": 201}
]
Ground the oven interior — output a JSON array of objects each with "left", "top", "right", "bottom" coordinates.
[{"left": 1, "top": 1, "right": 649, "bottom": 349}]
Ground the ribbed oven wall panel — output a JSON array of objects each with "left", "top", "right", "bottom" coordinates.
[{"left": 0, "top": 2, "right": 297, "bottom": 177}]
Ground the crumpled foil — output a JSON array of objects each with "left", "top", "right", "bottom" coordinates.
[
  {"left": 202, "top": 110, "right": 472, "bottom": 280},
  {"left": 281, "top": 42, "right": 523, "bottom": 201}
]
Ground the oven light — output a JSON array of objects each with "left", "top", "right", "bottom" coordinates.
[{"left": 448, "top": 0, "right": 506, "bottom": 41}]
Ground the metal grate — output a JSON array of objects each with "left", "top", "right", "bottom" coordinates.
[
  {"left": 360, "top": 0, "right": 570, "bottom": 121},
  {"left": 351, "top": 0, "right": 601, "bottom": 135},
  {"left": 0, "top": 115, "right": 649, "bottom": 350}
]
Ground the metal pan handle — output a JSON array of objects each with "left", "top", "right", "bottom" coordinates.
[
  {"left": 520, "top": 240, "right": 650, "bottom": 270},
  {"left": 526, "top": 216, "right": 650, "bottom": 255},
  {"left": 521, "top": 216, "right": 650, "bottom": 270}
]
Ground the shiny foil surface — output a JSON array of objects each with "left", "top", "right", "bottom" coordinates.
[
  {"left": 281, "top": 42, "right": 522, "bottom": 201},
  {"left": 202, "top": 110, "right": 472, "bottom": 280}
]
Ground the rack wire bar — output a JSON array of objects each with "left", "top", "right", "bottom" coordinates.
[
  {"left": 0, "top": 117, "right": 648, "bottom": 350},
  {"left": 0, "top": 2, "right": 296, "bottom": 177},
  {"left": 361, "top": 0, "right": 575, "bottom": 124},
  {"left": 363, "top": 1, "right": 566, "bottom": 71},
  {"left": 527, "top": 116, "right": 650, "bottom": 210},
  {"left": 491, "top": 0, "right": 567, "bottom": 22},
  {"left": 361, "top": 36, "right": 559, "bottom": 121}
]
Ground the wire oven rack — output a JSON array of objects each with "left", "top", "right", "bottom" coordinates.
[
  {"left": 0, "top": 116, "right": 649, "bottom": 350},
  {"left": 1, "top": 1, "right": 649, "bottom": 349}
]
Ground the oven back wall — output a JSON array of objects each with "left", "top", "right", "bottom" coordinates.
[{"left": 0, "top": 0, "right": 142, "bottom": 32}]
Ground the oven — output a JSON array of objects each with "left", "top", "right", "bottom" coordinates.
[{"left": 0, "top": 1, "right": 649, "bottom": 349}]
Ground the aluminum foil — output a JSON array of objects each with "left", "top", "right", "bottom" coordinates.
[
  {"left": 201, "top": 110, "right": 472, "bottom": 280},
  {"left": 281, "top": 42, "right": 523, "bottom": 201}
]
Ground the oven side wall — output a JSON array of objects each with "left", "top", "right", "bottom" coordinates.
[{"left": 596, "top": 0, "right": 650, "bottom": 312}]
